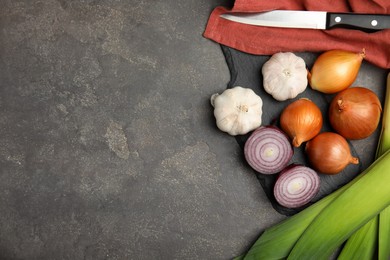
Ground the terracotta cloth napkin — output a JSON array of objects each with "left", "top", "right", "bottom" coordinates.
[{"left": 204, "top": 0, "right": 390, "bottom": 69}]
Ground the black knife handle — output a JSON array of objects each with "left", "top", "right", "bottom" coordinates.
[{"left": 327, "top": 13, "right": 390, "bottom": 31}]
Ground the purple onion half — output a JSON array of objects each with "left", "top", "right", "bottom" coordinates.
[
  {"left": 244, "top": 126, "right": 293, "bottom": 174},
  {"left": 274, "top": 165, "right": 320, "bottom": 208}
]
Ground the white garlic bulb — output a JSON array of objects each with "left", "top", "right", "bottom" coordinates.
[
  {"left": 262, "top": 52, "right": 308, "bottom": 101},
  {"left": 211, "top": 86, "right": 263, "bottom": 136}
]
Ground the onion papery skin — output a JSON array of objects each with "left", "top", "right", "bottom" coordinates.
[
  {"left": 280, "top": 98, "right": 323, "bottom": 148},
  {"left": 273, "top": 165, "right": 320, "bottom": 209},
  {"left": 305, "top": 132, "right": 359, "bottom": 175},
  {"left": 309, "top": 49, "right": 365, "bottom": 94},
  {"left": 329, "top": 87, "right": 382, "bottom": 140},
  {"left": 244, "top": 126, "right": 293, "bottom": 175}
]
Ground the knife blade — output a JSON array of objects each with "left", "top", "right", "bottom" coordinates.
[{"left": 220, "top": 10, "right": 390, "bottom": 31}]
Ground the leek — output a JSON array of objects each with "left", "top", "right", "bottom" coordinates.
[{"left": 377, "top": 72, "right": 390, "bottom": 260}]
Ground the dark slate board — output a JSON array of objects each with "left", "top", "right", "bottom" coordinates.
[{"left": 221, "top": 45, "right": 388, "bottom": 216}]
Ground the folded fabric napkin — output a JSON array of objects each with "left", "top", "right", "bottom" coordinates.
[{"left": 204, "top": 0, "right": 390, "bottom": 69}]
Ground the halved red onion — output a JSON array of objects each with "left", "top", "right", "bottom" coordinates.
[
  {"left": 244, "top": 126, "right": 293, "bottom": 174},
  {"left": 274, "top": 165, "right": 320, "bottom": 208}
]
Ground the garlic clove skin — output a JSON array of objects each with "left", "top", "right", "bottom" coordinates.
[
  {"left": 262, "top": 52, "right": 308, "bottom": 101},
  {"left": 211, "top": 86, "right": 263, "bottom": 136}
]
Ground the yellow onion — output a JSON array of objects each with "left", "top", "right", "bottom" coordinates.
[
  {"left": 329, "top": 87, "right": 382, "bottom": 140},
  {"left": 308, "top": 49, "right": 365, "bottom": 94},
  {"left": 305, "top": 132, "right": 359, "bottom": 175},
  {"left": 280, "top": 98, "right": 323, "bottom": 147}
]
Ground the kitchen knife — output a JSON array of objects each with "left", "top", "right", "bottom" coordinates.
[{"left": 220, "top": 10, "right": 390, "bottom": 31}]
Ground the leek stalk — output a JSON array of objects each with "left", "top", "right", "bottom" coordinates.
[
  {"left": 377, "top": 72, "right": 390, "bottom": 260},
  {"left": 336, "top": 216, "right": 378, "bottom": 260},
  {"left": 378, "top": 207, "right": 390, "bottom": 260}
]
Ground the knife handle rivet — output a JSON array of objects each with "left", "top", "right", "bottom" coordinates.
[
  {"left": 371, "top": 20, "right": 378, "bottom": 26},
  {"left": 335, "top": 16, "right": 342, "bottom": 23}
]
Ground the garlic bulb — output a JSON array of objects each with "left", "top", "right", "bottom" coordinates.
[
  {"left": 262, "top": 52, "right": 308, "bottom": 101},
  {"left": 210, "top": 86, "right": 263, "bottom": 136}
]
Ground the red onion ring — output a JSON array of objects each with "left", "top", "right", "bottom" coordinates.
[
  {"left": 244, "top": 126, "right": 293, "bottom": 174},
  {"left": 273, "top": 165, "right": 320, "bottom": 208}
]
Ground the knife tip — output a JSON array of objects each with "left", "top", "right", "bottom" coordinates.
[{"left": 220, "top": 13, "right": 231, "bottom": 20}]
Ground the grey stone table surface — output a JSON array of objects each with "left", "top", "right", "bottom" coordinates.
[{"left": 0, "top": 0, "right": 285, "bottom": 259}]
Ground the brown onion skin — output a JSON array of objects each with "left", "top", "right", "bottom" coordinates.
[
  {"left": 308, "top": 49, "right": 365, "bottom": 94},
  {"left": 280, "top": 98, "right": 323, "bottom": 148},
  {"left": 329, "top": 87, "right": 382, "bottom": 140},
  {"left": 305, "top": 132, "right": 359, "bottom": 175}
]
